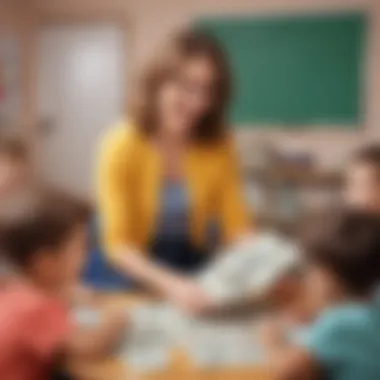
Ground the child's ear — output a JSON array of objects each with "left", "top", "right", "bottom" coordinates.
[{"left": 31, "top": 247, "right": 57, "bottom": 271}]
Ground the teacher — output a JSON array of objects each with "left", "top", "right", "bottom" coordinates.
[{"left": 97, "top": 30, "right": 250, "bottom": 313}]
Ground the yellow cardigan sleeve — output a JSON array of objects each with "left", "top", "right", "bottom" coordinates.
[
  {"left": 218, "top": 139, "right": 251, "bottom": 243},
  {"left": 96, "top": 125, "right": 136, "bottom": 260}
]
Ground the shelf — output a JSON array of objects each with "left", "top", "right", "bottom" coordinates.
[{"left": 246, "top": 167, "right": 342, "bottom": 187}]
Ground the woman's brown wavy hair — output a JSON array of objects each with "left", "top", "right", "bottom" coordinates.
[{"left": 128, "top": 29, "right": 231, "bottom": 143}]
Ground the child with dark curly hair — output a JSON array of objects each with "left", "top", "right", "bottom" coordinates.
[{"left": 259, "top": 211, "right": 380, "bottom": 380}]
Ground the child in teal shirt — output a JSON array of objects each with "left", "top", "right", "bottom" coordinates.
[
  {"left": 259, "top": 211, "right": 380, "bottom": 380},
  {"left": 345, "top": 144, "right": 380, "bottom": 212}
]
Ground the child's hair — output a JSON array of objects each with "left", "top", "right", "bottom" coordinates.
[
  {"left": 0, "top": 133, "right": 28, "bottom": 162},
  {"left": 0, "top": 189, "right": 91, "bottom": 269},
  {"left": 304, "top": 210, "right": 380, "bottom": 296},
  {"left": 352, "top": 144, "right": 380, "bottom": 175}
]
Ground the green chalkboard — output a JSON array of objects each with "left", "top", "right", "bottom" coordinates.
[{"left": 198, "top": 12, "right": 367, "bottom": 128}]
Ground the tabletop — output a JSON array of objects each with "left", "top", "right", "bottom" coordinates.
[{"left": 68, "top": 293, "right": 272, "bottom": 380}]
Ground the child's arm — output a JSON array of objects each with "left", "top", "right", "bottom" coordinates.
[
  {"left": 66, "top": 308, "right": 128, "bottom": 359},
  {"left": 67, "top": 283, "right": 98, "bottom": 307},
  {"left": 259, "top": 318, "right": 320, "bottom": 380},
  {"left": 21, "top": 301, "right": 128, "bottom": 368},
  {"left": 263, "top": 344, "right": 318, "bottom": 380}
]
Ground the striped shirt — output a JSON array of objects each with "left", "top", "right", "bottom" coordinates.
[{"left": 156, "top": 181, "right": 188, "bottom": 240}]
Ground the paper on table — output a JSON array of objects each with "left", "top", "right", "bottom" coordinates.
[
  {"left": 72, "top": 303, "right": 189, "bottom": 372},
  {"left": 72, "top": 303, "right": 266, "bottom": 370},
  {"left": 182, "top": 319, "right": 265, "bottom": 368},
  {"left": 72, "top": 307, "right": 102, "bottom": 328},
  {"left": 118, "top": 302, "right": 176, "bottom": 372}
]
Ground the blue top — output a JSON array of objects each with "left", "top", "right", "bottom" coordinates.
[
  {"left": 82, "top": 181, "right": 208, "bottom": 288},
  {"left": 151, "top": 181, "right": 208, "bottom": 273},
  {"left": 156, "top": 181, "right": 189, "bottom": 240},
  {"left": 303, "top": 301, "right": 380, "bottom": 380}
]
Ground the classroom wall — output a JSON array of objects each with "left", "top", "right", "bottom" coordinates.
[
  {"left": 0, "top": 0, "right": 36, "bottom": 135},
  {"left": 0, "top": 0, "right": 30, "bottom": 34},
  {"left": 27, "top": 0, "right": 380, "bottom": 168}
]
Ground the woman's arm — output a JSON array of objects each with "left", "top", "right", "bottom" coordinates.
[
  {"left": 97, "top": 126, "right": 212, "bottom": 314},
  {"left": 113, "top": 247, "right": 213, "bottom": 314},
  {"left": 218, "top": 139, "right": 252, "bottom": 244}
]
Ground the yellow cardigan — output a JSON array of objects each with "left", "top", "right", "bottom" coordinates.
[{"left": 97, "top": 121, "right": 250, "bottom": 259}]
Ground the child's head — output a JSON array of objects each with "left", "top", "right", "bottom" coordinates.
[
  {"left": 0, "top": 133, "right": 29, "bottom": 196},
  {"left": 303, "top": 210, "right": 380, "bottom": 310},
  {"left": 345, "top": 145, "right": 380, "bottom": 212},
  {"left": 0, "top": 190, "right": 91, "bottom": 289}
]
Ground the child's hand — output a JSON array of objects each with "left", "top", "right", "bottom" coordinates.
[
  {"left": 100, "top": 307, "right": 129, "bottom": 344},
  {"left": 258, "top": 316, "right": 287, "bottom": 350},
  {"left": 102, "top": 307, "right": 129, "bottom": 333},
  {"left": 68, "top": 308, "right": 128, "bottom": 359},
  {"left": 69, "top": 284, "right": 99, "bottom": 306}
]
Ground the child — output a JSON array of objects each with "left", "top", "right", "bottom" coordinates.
[
  {"left": 345, "top": 144, "right": 380, "bottom": 212},
  {"left": 0, "top": 190, "right": 127, "bottom": 380},
  {"left": 0, "top": 133, "right": 30, "bottom": 198},
  {"left": 259, "top": 210, "right": 380, "bottom": 380},
  {"left": 0, "top": 133, "right": 30, "bottom": 283}
]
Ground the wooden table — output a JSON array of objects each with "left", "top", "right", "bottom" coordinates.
[{"left": 69, "top": 293, "right": 271, "bottom": 380}]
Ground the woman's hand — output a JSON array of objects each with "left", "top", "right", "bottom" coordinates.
[
  {"left": 167, "top": 279, "right": 213, "bottom": 316},
  {"left": 114, "top": 250, "right": 214, "bottom": 315}
]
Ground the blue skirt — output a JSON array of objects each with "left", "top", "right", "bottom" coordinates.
[
  {"left": 150, "top": 235, "right": 209, "bottom": 274},
  {"left": 83, "top": 219, "right": 210, "bottom": 289}
]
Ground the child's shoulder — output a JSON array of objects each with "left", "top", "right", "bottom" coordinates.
[
  {"left": 308, "top": 303, "right": 375, "bottom": 346},
  {"left": 318, "top": 303, "right": 372, "bottom": 327},
  {"left": 0, "top": 282, "right": 67, "bottom": 319}
]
